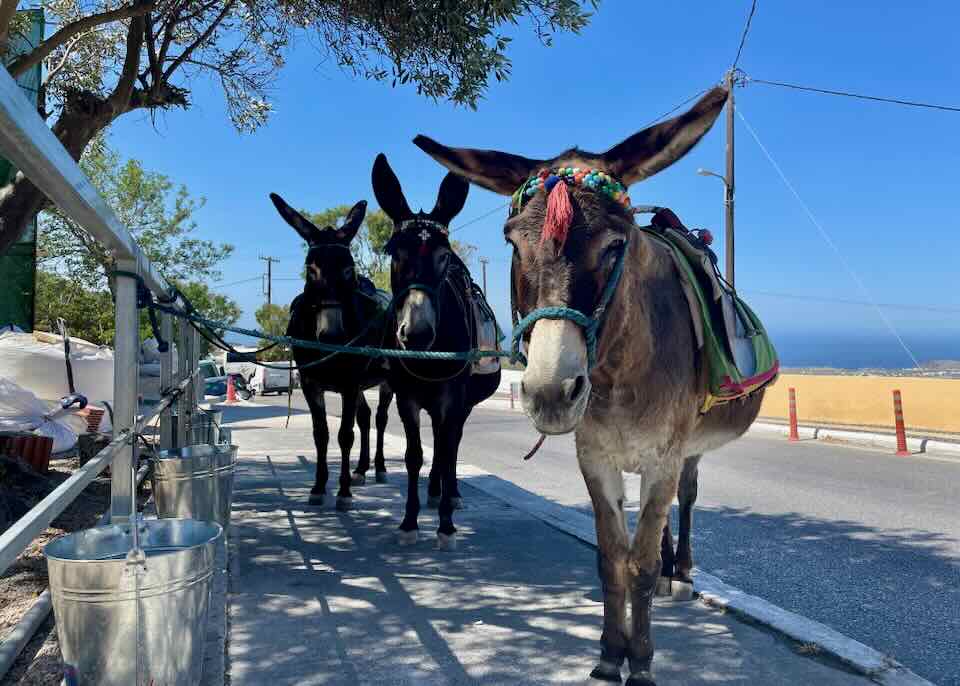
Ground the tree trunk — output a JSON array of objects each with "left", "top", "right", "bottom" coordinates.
[{"left": 0, "top": 90, "right": 118, "bottom": 254}]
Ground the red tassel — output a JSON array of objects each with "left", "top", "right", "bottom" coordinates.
[{"left": 541, "top": 181, "right": 573, "bottom": 252}]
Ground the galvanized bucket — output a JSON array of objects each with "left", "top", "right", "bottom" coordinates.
[
  {"left": 45, "top": 518, "right": 221, "bottom": 686},
  {"left": 171, "top": 409, "right": 224, "bottom": 446},
  {"left": 153, "top": 444, "right": 237, "bottom": 529},
  {"left": 188, "top": 409, "right": 223, "bottom": 445}
]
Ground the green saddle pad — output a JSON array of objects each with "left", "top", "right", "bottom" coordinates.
[{"left": 641, "top": 224, "right": 779, "bottom": 412}]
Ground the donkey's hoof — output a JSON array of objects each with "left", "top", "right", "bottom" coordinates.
[
  {"left": 427, "top": 495, "right": 441, "bottom": 509},
  {"left": 625, "top": 672, "right": 656, "bottom": 686},
  {"left": 451, "top": 497, "right": 463, "bottom": 510},
  {"left": 655, "top": 577, "right": 672, "bottom": 597},
  {"left": 589, "top": 662, "right": 622, "bottom": 683},
  {"left": 671, "top": 579, "right": 695, "bottom": 602},
  {"left": 437, "top": 532, "right": 457, "bottom": 551},
  {"left": 397, "top": 529, "right": 418, "bottom": 546},
  {"left": 350, "top": 473, "right": 366, "bottom": 486},
  {"left": 308, "top": 493, "right": 325, "bottom": 506},
  {"left": 375, "top": 471, "right": 388, "bottom": 484},
  {"left": 335, "top": 496, "right": 353, "bottom": 512}
]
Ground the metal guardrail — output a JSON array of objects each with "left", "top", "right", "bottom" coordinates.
[
  {"left": 0, "top": 60, "right": 201, "bottom": 576},
  {"left": 0, "top": 373, "right": 195, "bottom": 578}
]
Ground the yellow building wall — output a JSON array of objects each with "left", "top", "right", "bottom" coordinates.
[{"left": 759, "top": 374, "right": 960, "bottom": 434}]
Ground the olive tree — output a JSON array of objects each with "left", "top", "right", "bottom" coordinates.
[{"left": 0, "top": 0, "right": 597, "bottom": 253}]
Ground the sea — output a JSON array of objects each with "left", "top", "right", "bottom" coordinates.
[{"left": 773, "top": 334, "right": 959, "bottom": 370}]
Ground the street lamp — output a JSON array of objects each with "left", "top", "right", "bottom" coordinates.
[
  {"left": 697, "top": 168, "right": 727, "bottom": 184},
  {"left": 696, "top": 166, "right": 735, "bottom": 287}
]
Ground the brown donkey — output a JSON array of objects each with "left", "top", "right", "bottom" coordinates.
[{"left": 414, "top": 86, "right": 764, "bottom": 685}]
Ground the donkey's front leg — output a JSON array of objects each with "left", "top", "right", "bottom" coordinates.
[
  {"left": 301, "top": 382, "right": 329, "bottom": 506},
  {"left": 434, "top": 415, "right": 465, "bottom": 551},
  {"left": 580, "top": 458, "right": 630, "bottom": 683},
  {"left": 396, "top": 394, "right": 423, "bottom": 544},
  {"left": 335, "top": 387, "right": 360, "bottom": 511},
  {"left": 625, "top": 472, "right": 681, "bottom": 686}
]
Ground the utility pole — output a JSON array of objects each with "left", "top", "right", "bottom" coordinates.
[
  {"left": 479, "top": 256, "right": 489, "bottom": 297},
  {"left": 724, "top": 69, "right": 736, "bottom": 288},
  {"left": 259, "top": 255, "right": 279, "bottom": 305}
]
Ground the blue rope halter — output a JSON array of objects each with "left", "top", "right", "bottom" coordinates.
[{"left": 510, "top": 233, "right": 629, "bottom": 370}]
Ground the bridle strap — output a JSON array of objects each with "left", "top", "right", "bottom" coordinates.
[{"left": 510, "top": 234, "right": 629, "bottom": 370}]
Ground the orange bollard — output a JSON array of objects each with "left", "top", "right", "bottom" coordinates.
[
  {"left": 788, "top": 387, "right": 800, "bottom": 441},
  {"left": 893, "top": 390, "right": 909, "bottom": 456},
  {"left": 226, "top": 375, "right": 237, "bottom": 404}
]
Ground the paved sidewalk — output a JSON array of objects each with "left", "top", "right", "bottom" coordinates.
[{"left": 221, "top": 406, "right": 880, "bottom": 686}]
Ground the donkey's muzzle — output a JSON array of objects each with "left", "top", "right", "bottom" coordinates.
[
  {"left": 397, "top": 320, "right": 436, "bottom": 351},
  {"left": 520, "top": 319, "right": 591, "bottom": 434}
]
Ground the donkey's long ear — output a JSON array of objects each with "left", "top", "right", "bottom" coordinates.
[
  {"left": 336, "top": 200, "right": 367, "bottom": 243},
  {"left": 413, "top": 135, "right": 544, "bottom": 196},
  {"left": 430, "top": 172, "right": 469, "bottom": 225},
  {"left": 601, "top": 86, "right": 728, "bottom": 186},
  {"left": 371, "top": 154, "right": 413, "bottom": 223},
  {"left": 270, "top": 193, "right": 323, "bottom": 244}
]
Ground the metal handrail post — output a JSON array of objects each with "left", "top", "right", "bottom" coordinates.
[
  {"left": 176, "top": 320, "right": 189, "bottom": 448},
  {"left": 192, "top": 326, "right": 202, "bottom": 407},
  {"left": 159, "top": 312, "right": 174, "bottom": 450},
  {"left": 109, "top": 259, "right": 140, "bottom": 524}
]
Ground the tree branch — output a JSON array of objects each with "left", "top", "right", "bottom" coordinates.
[
  {"left": 107, "top": 6, "right": 147, "bottom": 113},
  {"left": 143, "top": 11, "right": 162, "bottom": 86},
  {"left": 162, "top": 0, "right": 235, "bottom": 81},
  {"left": 43, "top": 34, "right": 84, "bottom": 85},
  {"left": 7, "top": 1, "right": 155, "bottom": 79}
]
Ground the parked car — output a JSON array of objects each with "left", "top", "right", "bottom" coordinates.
[
  {"left": 222, "top": 350, "right": 258, "bottom": 384},
  {"left": 250, "top": 362, "right": 293, "bottom": 396}
]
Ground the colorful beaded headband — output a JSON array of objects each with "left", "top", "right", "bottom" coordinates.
[
  {"left": 510, "top": 167, "right": 632, "bottom": 253},
  {"left": 510, "top": 167, "right": 632, "bottom": 217}
]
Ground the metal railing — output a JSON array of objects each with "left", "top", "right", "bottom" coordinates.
[{"left": 0, "top": 64, "right": 201, "bottom": 579}]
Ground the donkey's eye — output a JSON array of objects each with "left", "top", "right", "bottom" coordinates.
[{"left": 342, "top": 266, "right": 355, "bottom": 280}]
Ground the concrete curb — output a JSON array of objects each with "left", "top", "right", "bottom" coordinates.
[
  {"left": 748, "top": 421, "right": 960, "bottom": 460},
  {"left": 439, "top": 449, "right": 935, "bottom": 686}
]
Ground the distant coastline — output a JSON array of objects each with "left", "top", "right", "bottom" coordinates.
[{"left": 783, "top": 360, "right": 960, "bottom": 379}]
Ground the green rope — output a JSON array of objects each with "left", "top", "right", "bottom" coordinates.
[
  {"left": 149, "top": 301, "right": 510, "bottom": 363},
  {"left": 118, "top": 237, "right": 628, "bottom": 370}
]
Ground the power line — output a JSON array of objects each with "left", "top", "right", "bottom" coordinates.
[
  {"left": 732, "top": 0, "right": 758, "bottom": 70},
  {"left": 746, "top": 77, "right": 960, "bottom": 113},
  {"left": 744, "top": 290, "right": 960, "bottom": 315},
  {"left": 736, "top": 107, "right": 923, "bottom": 370},
  {"left": 213, "top": 276, "right": 261, "bottom": 288},
  {"left": 451, "top": 202, "right": 510, "bottom": 234},
  {"left": 641, "top": 87, "right": 711, "bottom": 129}
]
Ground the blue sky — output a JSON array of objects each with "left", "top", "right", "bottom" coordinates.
[{"left": 108, "top": 1, "right": 960, "bottom": 367}]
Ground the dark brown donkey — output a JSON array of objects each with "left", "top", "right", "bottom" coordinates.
[{"left": 413, "top": 86, "right": 763, "bottom": 685}]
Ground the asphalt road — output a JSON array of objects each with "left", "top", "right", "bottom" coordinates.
[{"left": 254, "top": 391, "right": 960, "bottom": 686}]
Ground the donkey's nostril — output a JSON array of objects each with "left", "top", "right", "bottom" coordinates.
[
  {"left": 398, "top": 323, "right": 407, "bottom": 341},
  {"left": 562, "top": 375, "right": 587, "bottom": 403}
]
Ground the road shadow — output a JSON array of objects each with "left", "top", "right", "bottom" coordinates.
[
  {"left": 562, "top": 498, "right": 959, "bottom": 686},
  {"left": 219, "top": 403, "right": 311, "bottom": 424}
]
